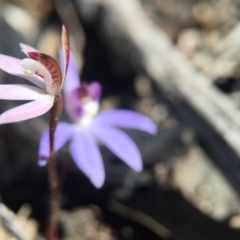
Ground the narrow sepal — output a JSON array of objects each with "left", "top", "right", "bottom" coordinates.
[
  {"left": 0, "top": 84, "right": 46, "bottom": 100},
  {"left": 0, "top": 94, "right": 54, "bottom": 124},
  {"left": 69, "top": 130, "right": 105, "bottom": 188},
  {"left": 59, "top": 49, "right": 80, "bottom": 95},
  {"left": 92, "top": 125, "right": 142, "bottom": 172},
  {"left": 94, "top": 110, "right": 157, "bottom": 134},
  {"left": 61, "top": 25, "right": 70, "bottom": 83},
  {"left": 38, "top": 122, "right": 75, "bottom": 166}
]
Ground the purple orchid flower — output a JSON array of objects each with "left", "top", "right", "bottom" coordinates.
[
  {"left": 38, "top": 51, "right": 157, "bottom": 188},
  {"left": 0, "top": 26, "right": 69, "bottom": 124}
]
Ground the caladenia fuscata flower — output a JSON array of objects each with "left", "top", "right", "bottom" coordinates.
[
  {"left": 0, "top": 26, "right": 69, "bottom": 124},
  {"left": 0, "top": 26, "right": 70, "bottom": 240},
  {"left": 39, "top": 50, "right": 157, "bottom": 188}
]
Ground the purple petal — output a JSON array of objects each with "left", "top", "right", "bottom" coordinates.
[
  {"left": 38, "top": 122, "right": 75, "bottom": 166},
  {"left": 65, "top": 87, "right": 84, "bottom": 122},
  {"left": 19, "top": 43, "right": 39, "bottom": 54},
  {"left": 88, "top": 82, "right": 102, "bottom": 101},
  {"left": 0, "top": 94, "right": 54, "bottom": 124},
  {"left": 69, "top": 129, "right": 105, "bottom": 188},
  {"left": 0, "top": 54, "right": 45, "bottom": 89},
  {"left": 94, "top": 110, "right": 157, "bottom": 134},
  {"left": 59, "top": 49, "right": 80, "bottom": 95},
  {"left": 0, "top": 84, "right": 46, "bottom": 100},
  {"left": 92, "top": 125, "right": 142, "bottom": 171}
]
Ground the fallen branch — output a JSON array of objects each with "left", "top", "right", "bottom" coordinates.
[
  {"left": 93, "top": 0, "right": 240, "bottom": 156},
  {"left": 80, "top": 0, "right": 240, "bottom": 191},
  {"left": 0, "top": 200, "right": 31, "bottom": 240}
]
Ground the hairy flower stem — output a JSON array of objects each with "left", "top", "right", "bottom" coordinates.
[{"left": 47, "top": 93, "right": 63, "bottom": 240}]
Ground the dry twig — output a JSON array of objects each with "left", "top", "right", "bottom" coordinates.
[{"left": 0, "top": 201, "right": 31, "bottom": 240}]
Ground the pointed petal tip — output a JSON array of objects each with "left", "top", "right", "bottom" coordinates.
[
  {"left": 128, "top": 154, "right": 143, "bottom": 172},
  {"left": 88, "top": 81, "right": 102, "bottom": 101},
  {"left": 93, "top": 126, "right": 143, "bottom": 173},
  {"left": 61, "top": 24, "right": 70, "bottom": 84},
  {"left": 91, "top": 175, "right": 105, "bottom": 188},
  {"left": 62, "top": 25, "right": 67, "bottom": 33},
  {"left": 149, "top": 123, "right": 158, "bottom": 135},
  {"left": 94, "top": 110, "right": 158, "bottom": 135},
  {"left": 38, "top": 157, "right": 48, "bottom": 167},
  {"left": 133, "top": 162, "right": 143, "bottom": 172},
  {"left": 19, "top": 43, "right": 39, "bottom": 55}
]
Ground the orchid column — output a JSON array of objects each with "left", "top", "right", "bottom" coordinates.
[{"left": 0, "top": 26, "right": 70, "bottom": 240}]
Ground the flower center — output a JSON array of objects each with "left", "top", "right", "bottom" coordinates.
[{"left": 77, "top": 100, "right": 99, "bottom": 128}]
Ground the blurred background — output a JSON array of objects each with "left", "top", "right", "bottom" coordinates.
[{"left": 1, "top": 0, "right": 240, "bottom": 239}]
